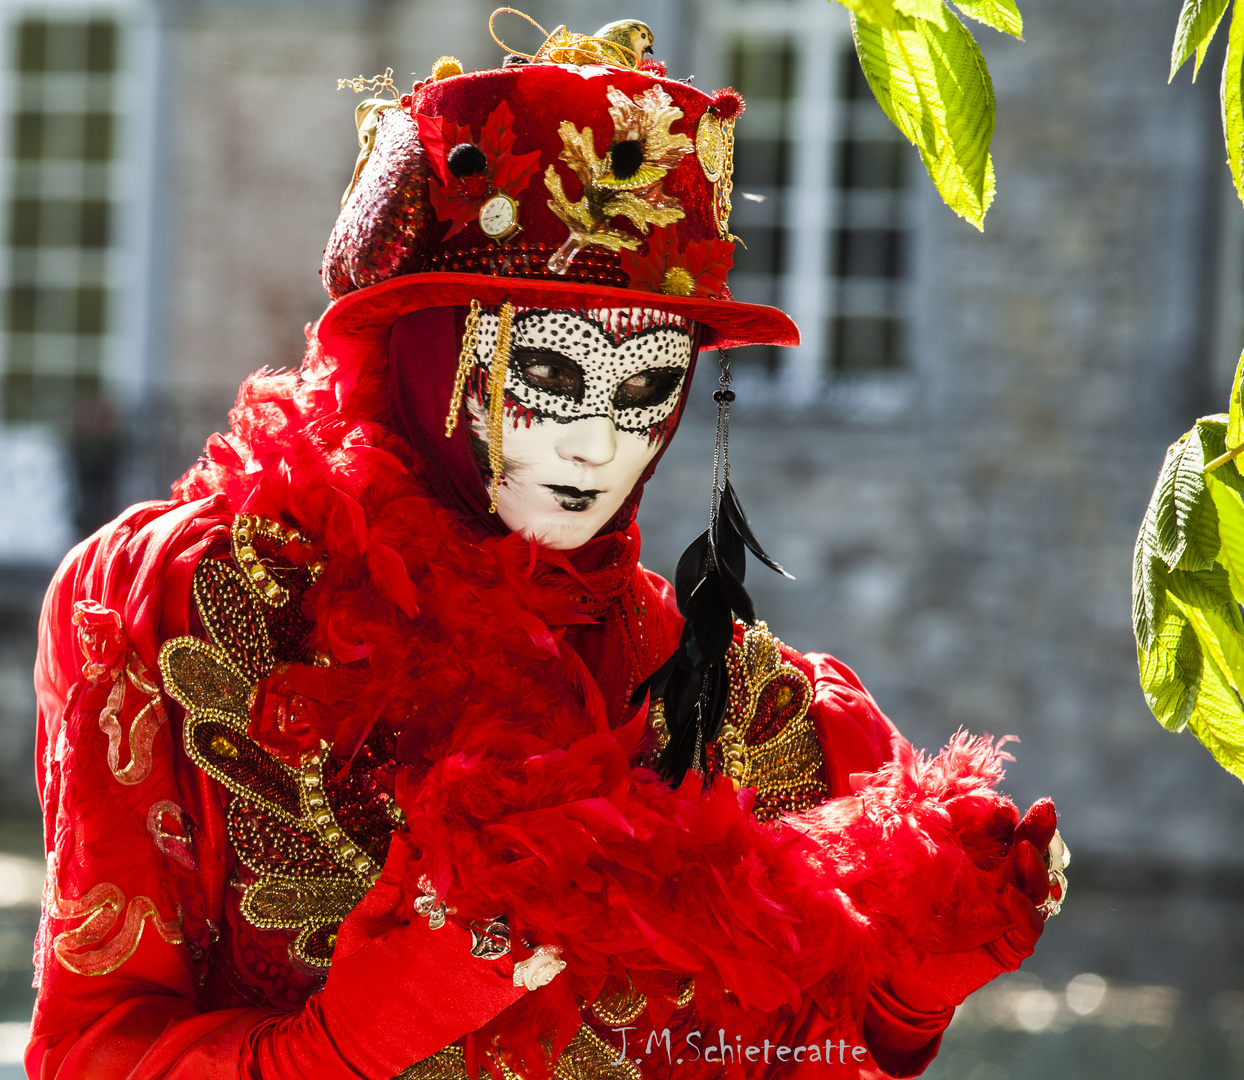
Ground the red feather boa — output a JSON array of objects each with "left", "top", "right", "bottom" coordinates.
[{"left": 174, "top": 334, "right": 1037, "bottom": 1078}]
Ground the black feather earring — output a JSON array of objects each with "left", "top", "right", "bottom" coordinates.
[{"left": 633, "top": 349, "right": 794, "bottom": 784}]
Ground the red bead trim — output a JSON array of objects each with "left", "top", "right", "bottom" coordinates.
[{"left": 423, "top": 244, "right": 629, "bottom": 290}]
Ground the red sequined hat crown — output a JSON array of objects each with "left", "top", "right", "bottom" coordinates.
[{"left": 317, "top": 49, "right": 799, "bottom": 356}]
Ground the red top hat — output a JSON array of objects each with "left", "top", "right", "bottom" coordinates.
[{"left": 317, "top": 49, "right": 800, "bottom": 355}]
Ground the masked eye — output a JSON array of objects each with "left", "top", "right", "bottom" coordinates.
[
  {"left": 613, "top": 367, "right": 683, "bottom": 410},
  {"left": 514, "top": 350, "right": 584, "bottom": 402}
]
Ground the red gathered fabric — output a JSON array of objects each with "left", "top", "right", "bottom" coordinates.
[
  {"left": 28, "top": 314, "right": 1053, "bottom": 1080},
  {"left": 387, "top": 305, "right": 498, "bottom": 531}
]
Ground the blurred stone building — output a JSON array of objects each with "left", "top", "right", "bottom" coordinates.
[{"left": 0, "top": 0, "right": 1242, "bottom": 1075}]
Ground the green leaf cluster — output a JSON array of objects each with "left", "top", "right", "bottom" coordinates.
[
  {"left": 1133, "top": 352, "right": 1244, "bottom": 782},
  {"left": 1169, "top": 0, "right": 1244, "bottom": 208},
  {"left": 836, "top": 0, "right": 1023, "bottom": 229}
]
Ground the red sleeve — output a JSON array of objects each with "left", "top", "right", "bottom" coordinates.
[
  {"left": 802, "top": 651, "right": 900, "bottom": 794},
  {"left": 28, "top": 499, "right": 525, "bottom": 1080}
]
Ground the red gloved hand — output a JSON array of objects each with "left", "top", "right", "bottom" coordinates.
[
  {"left": 243, "top": 834, "right": 526, "bottom": 1079},
  {"left": 862, "top": 799, "right": 1059, "bottom": 1077},
  {"left": 878, "top": 798, "right": 1057, "bottom": 1012}
]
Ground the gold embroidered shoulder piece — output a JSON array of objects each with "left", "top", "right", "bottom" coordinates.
[
  {"left": 716, "top": 622, "right": 827, "bottom": 821},
  {"left": 158, "top": 516, "right": 379, "bottom": 969},
  {"left": 650, "top": 621, "right": 827, "bottom": 823}
]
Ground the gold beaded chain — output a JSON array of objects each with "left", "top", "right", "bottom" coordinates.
[
  {"left": 486, "top": 301, "right": 515, "bottom": 512},
  {"left": 299, "top": 747, "right": 381, "bottom": 884},
  {"left": 717, "top": 118, "right": 736, "bottom": 241},
  {"left": 230, "top": 515, "right": 313, "bottom": 607},
  {"left": 445, "top": 298, "right": 483, "bottom": 439}
]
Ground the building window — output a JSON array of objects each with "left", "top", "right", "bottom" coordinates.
[
  {"left": 0, "top": 2, "right": 157, "bottom": 553},
  {"left": 724, "top": 36, "right": 795, "bottom": 375},
  {"left": 829, "top": 52, "right": 909, "bottom": 373},
  {"left": 700, "top": 1, "right": 913, "bottom": 392},
  {"left": 2, "top": 14, "right": 120, "bottom": 425}
]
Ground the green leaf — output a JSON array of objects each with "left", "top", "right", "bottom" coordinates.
[
  {"left": 1228, "top": 348, "right": 1244, "bottom": 452},
  {"left": 1177, "top": 595, "right": 1244, "bottom": 691},
  {"left": 1171, "top": 0, "right": 1231, "bottom": 81},
  {"left": 1166, "top": 565, "right": 1236, "bottom": 612},
  {"left": 1197, "top": 413, "right": 1232, "bottom": 462},
  {"left": 1185, "top": 649, "right": 1244, "bottom": 782},
  {"left": 1177, "top": 430, "right": 1222, "bottom": 570},
  {"left": 836, "top": 0, "right": 898, "bottom": 28},
  {"left": 851, "top": 9, "right": 996, "bottom": 227},
  {"left": 1132, "top": 518, "right": 1166, "bottom": 650},
  {"left": 1133, "top": 425, "right": 1225, "bottom": 650},
  {"left": 1222, "top": 0, "right": 1244, "bottom": 208},
  {"left": 1147, "top": 429, "right": 1220, "bottom": 571},
  {"left": 1198, "top": 412, "right": 1244, "bottom": 492},
  {"left": 1207, "top": 470, "right": 1244, "bottom": 602},
  {"left": 953, "top": 0, "right": 1024, "bottom": 38},
  {"left": 1138, "top": 606, "right": 1203, "bottom": 732},
  {"left": 895, "top": 0, "right": 949, "bottom": 28}
]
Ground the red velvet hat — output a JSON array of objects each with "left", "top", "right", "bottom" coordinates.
[{"left": 316, "top": 46, "right": 800, "bottom": 355}]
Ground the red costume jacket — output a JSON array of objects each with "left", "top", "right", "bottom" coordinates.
[{"left": 27, "top": 336, "right": 1056, "bottom": 1080}]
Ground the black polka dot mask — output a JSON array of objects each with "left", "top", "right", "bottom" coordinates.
[{"left": 469, "top": 307, "right": 694, "bottom": 439}]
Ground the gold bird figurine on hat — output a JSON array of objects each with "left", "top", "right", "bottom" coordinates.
[{"left": 593, "top": 19, "right": 654, "bottom": 66}]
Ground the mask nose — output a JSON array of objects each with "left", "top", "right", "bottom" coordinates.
[{"left": 555, "top": 414, "right": 617, "bottom": 466}]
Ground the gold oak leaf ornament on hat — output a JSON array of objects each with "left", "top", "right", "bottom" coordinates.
[{"left": 545, "top": 85, "right": 693, "bottom": 273}]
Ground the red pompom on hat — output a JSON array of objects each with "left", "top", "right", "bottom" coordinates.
[{"left": 318, "top": 50, "right": 798, "bottom": 357}]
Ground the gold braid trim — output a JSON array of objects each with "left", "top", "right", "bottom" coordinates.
[
  {"left": 446, "top": 299, "right": 483, "bottom": 439},
  {"left": 487, "top": 302, "right": 515, "bottom": 513},
  {"left": 230, "top": 514, "right": 313, "bottom": 606}
]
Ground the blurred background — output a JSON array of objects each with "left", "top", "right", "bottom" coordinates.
[{"left": 0, "top": 0, "right": 1238, "bottom": 1077}]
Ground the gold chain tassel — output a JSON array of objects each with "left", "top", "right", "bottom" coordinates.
[
  {"left": 486, "top": 302, "right": 515, "bottom": 512},
  {"left": 444, "top": 298, "right": 483, "bottom": 439}
]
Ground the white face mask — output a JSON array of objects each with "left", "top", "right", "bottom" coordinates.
[{"left": 466, "top": 307, "right": 695, "bottom": 550}]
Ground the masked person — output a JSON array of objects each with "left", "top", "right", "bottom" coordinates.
[{"left": 27, "top": 20, "right": 1066, "bottom": 1080}]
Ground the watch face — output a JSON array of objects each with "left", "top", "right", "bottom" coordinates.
[{"left": 478, "top": 194, "right": 518, "bottom": 239}]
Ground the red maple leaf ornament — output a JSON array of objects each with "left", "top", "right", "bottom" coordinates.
[
  {"left": 417, "top": 102, "right": 541, "bottom": 240},
  {"left": 621, "top": 225, "right": 735, "bottom": 297}
]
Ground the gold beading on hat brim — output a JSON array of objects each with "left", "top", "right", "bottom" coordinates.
[{"left": 316, "top": 272, "right": 800, "bottom": 356}]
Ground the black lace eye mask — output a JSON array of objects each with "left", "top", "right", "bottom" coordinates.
[{"left": 468, "top": 307, "right": 694, "bottom": 437}]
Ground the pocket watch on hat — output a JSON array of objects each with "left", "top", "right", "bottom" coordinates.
[{"left": 478, "top": 192, "right": 520, "bottom": 242}]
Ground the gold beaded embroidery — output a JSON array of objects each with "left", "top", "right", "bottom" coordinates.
[
  {"left": 718, "top": 622, "right": 826, "bottom": 821},
  {"left": 159, "top": 521, "right": 377, "bottom": 969},
  {"left": 395, "top": 1025, "right": 641, "bottom": 1080},
  {"left": 230, "top": 514, "right": 320, "bottom": 607},
  {"left": 586, "top": 973, "right": 695, "bottom": 1037},
  {"left": 548, "top": 1026, "right": 643, "bottom": 1080},
  {"left": 588, "top": 978, "right": 647, "bottom": 1026},
  {"left": 650, "top": 623, "right": 827, "bottom": 822}
]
